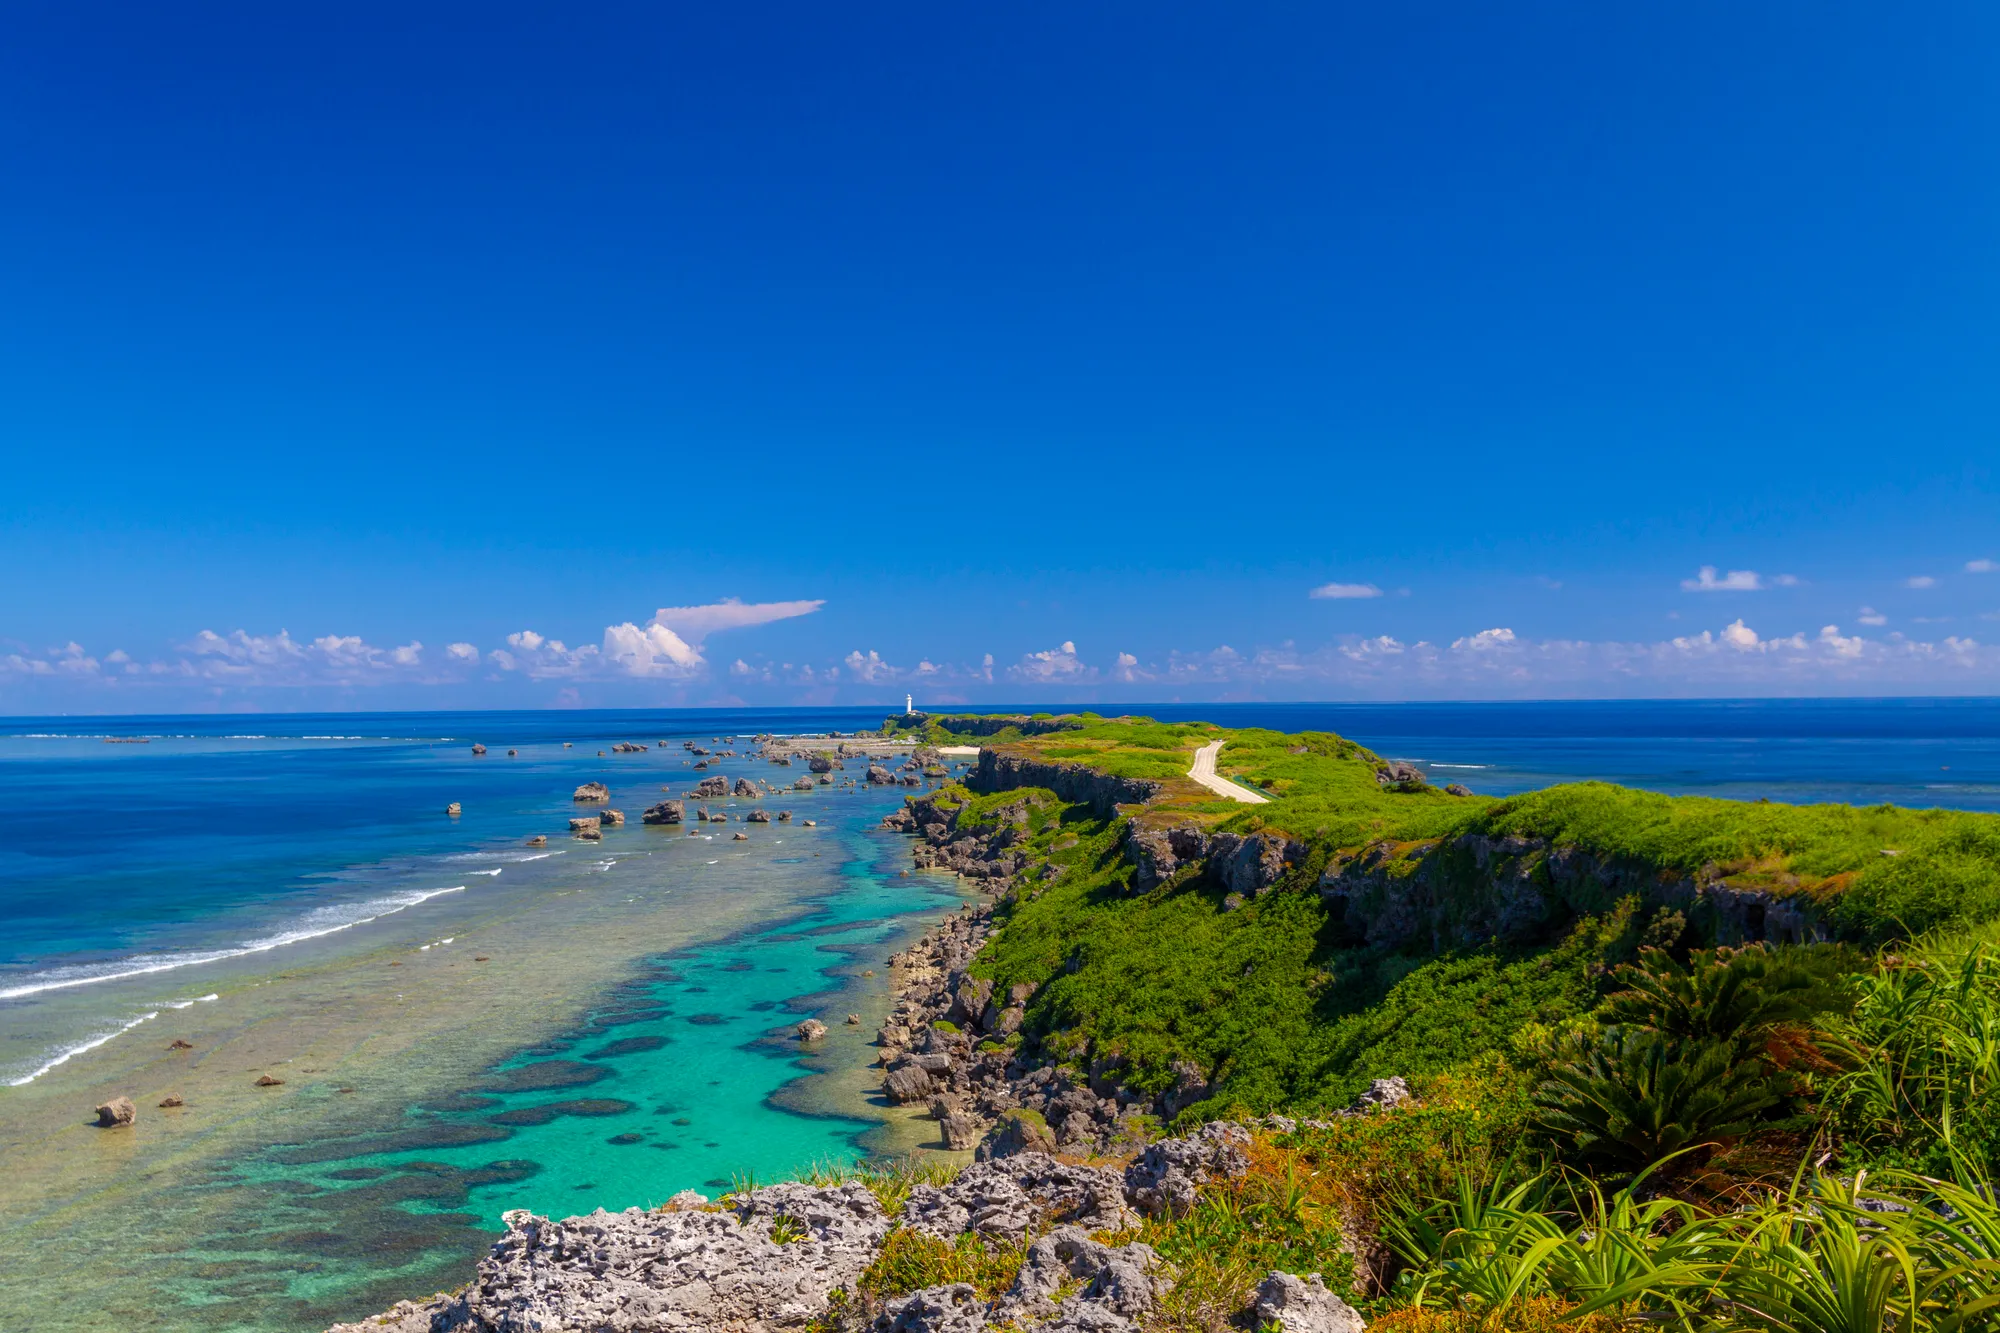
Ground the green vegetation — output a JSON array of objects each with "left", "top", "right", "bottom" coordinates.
[{"left": 836, "top": 714, "right": 2000, "bottom": 1327}]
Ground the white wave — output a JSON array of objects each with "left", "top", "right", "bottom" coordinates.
[
  {"left": 468, "top": 869, "right": 503, "bottom": 876},
  {"left": 8, "top": 1011, "right": 160, "bottom": 1086},
  {"left": 0, "top": 887, "right": 467, "bottom": 1000},
  {"left": 1426, "top": 763, "right": 1491, "bottom": 769},
  {"left": 160, "top": 994, "right": 217, "bottom": 1009}
]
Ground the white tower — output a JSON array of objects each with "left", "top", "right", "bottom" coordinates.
[{"left": 905, "top": 693, "right": 914, "bottom": 715}]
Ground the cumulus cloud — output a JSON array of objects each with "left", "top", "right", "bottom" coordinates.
[
  {"left": 446, "top": 642, "right": 479, "bottom": 661},
  {"left": 1682, "top": 566, "right": 1768, "bottom": 592},
  {"left": 1908, "top": 575, "right": 1938, "bottom": 589},
  {"left": 1309, "top": 582, "right": 1384, "bottom": 600},
  {"left": 1451, "top": 627, "right": 1517, "bottom": 651},
  {"left": 1008, "top": 641, "right": 1094, "bottom": 683},
  {"left": 1858, "top": 606, "right": 1888, "bottom": 626},
  {"left": 651, "top": 597, "right": 824, "bottom": 641},
  {"left": 844, "top": 649, "right": 898, "bottom": 683},
  {"left": 1970, "top": 559, "right": 1998, "bottom": 574}
]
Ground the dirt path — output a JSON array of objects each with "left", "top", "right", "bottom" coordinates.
[{"left": 1188, "top": 739, "right": 1269, "bottom": 803}]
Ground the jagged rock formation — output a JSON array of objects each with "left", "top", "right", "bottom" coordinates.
[
  {"left": 733, "top": 777, "right": 761, "bottom": 798},
  {"left": 1319, "top": 833, "right": 1827, "bottom": 951},
  {"left": 881, "top": 792, "right": 1035, "bottom": 886},
  {"left": 1252, "top": 1271, "right": 1369, "bottom": 1333},
  {"left": 968, "top": 750, "right": 1160, "bottom": 816},
  {"left": 573, "top": 781, "right": 610, "bottom": 802},
  {"left": 1127, "top": 824, "right": 1308, "bottom": 895},
  {"left": 643, "top": 799, "right": 685, "bottom": 825},
  {"left": 692, "top": 775, "right": 729, "bottom": 798}
]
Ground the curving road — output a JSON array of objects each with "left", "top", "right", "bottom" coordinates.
[{"left": 1188, "top": 739, "right": 1269, "bottom": 803}]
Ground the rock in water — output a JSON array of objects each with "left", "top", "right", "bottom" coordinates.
[
  {"left": 599, "top": 809, "right": 625, "bottom": 826},
  {"left": 573, "top": 781, "right": 610, "bottom": 802},
  {"left": 733, "top": 777, "right": 760, "bottom": 798},
  {"left": 1251, "top": 1271, "right": 1368, "bottom": 1333},
  {"left": 866, "top": 765, "right": 894, "bottom": 785},
  {"left": 470, "top": 743, "right": 486, "bottom": 756},
  {"left": 746, "top": 808, "right": 771, "bottom": 824},
  {"left": 445, "top": 802, "right": 461, "bottom": 816},
  {"left": 167, "top": 1039, "right": 193, "bottom": 1051},
  {"left": 94, "top": 1097, "right": 136, "bottom": 1127},
  {"left": 797, "top": 1019, "right": 828, "bottom": 1042},
  {"left": 569, "top": 816, "right": 601, "bottom": 834},
  {"left": 527, "top": 834, "right": 548, "bottom": 846},
  {"left": 158, "top": 1094, "right": 184, "bottom": 1108},
  {"left": 732, "top": 831, "right": 749, "bottom": 841},
  {"left": 642, "top": 799, "right": 685, "bottom": 825}
]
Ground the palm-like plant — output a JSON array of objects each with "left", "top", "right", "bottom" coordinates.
[{"left": 1531, "top": 1029, "right": 1788, "bottom": 1180}]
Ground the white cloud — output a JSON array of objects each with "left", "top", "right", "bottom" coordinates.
[
  {"left": 1309, "top": 582, "right": 1383, "bottom": 600},
  {"left": 602, "top": 622, "right": 701, "bottom": 677},
  {"left": 1451, "top": 628, "right": 1517, "bottom": 652},
  {"left": 1722, "top": 619, "right": 1760, "bottom": 650},
  {"left": 1970, "top": 559, "right": 1998, "bottom": 574},
  {"left": 446, "top": 642, "right": 479, "bottom": 661},
  {"left": 1008, "top": 641, "right": 1094, "bottom": 683},
  {"left": 651, "top": 597, "right": 824, "bottom": 641},
  {"left": 1112, "top": 651, "right": 1151, "bottom": 683},
  {"left": 1819, "top": 625, "right": 1865, "bottom": 658},
  {"left": 1682, "top": 566, "right": 1765, "bottom": 592},
  {"left": 1908, "top": 575, "right": 1938, "bottom": 589},
  {"left": 1858, "top": 606, "right": 1887, "bottom": 626},
  {"left": 843, "top": 649, "right": 897, "bottom": 683}
]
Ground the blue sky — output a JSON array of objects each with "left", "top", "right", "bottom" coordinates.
[{"left": 2, "top": 3, "right": 1998, "bottom": 712}]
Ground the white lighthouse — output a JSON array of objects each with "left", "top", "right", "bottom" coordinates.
[{"left": 905, "top": 693, "right": 914, "bottom": 715}]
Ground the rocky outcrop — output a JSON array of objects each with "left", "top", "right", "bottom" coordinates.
[
  {"left": 1123, "top": 1121, "right": 1251, "bottom": 1218},
  {"left": 734, "top": 777, "right": 761, "bottom": 798},
  {"left": 902, "top": 1154, "right": 1135, "bottom": 1242},
  {"left": 746, "top": 808, "right": 771, "bottom": 824},
  {"left": 573, "top": 781, "right": 610, "bottom": 802},
  {"left": 970, "top": 750, "right": 1160, "bottom": 816},
  {"left": 1319, "top": 833, "right": 1828, "bottom": 951},
  {"left": 882, "top": 791, "right": 1037, "bottom": 888},
  {"left": 692, "top": 775, "right": 729, "bottom": 798},
  {"left": 798, "top": 1019, "right": 827, "bottom": 1042},
  {"left": 1252, "top": 1272, "right": 1368, "bottom": 1333},
  {"left": 642, "top": 800, "right": 685, "bottom": 825},
  {"left": 808, "top": 754, "right": 835, "bottom": 774},
  {"left": 600, "top": 809, "right": 625, "bottom": 827},
  {"left": 339, "top": 1183, "right": 890, "bottom": 1333},
  {"left": 1128, "top": 824, "right": 1307, "bottom": 896},
  {"left": 867, "top": 765, "right": 895, "bottom": 785},
  {"left": 94, "top": 1097, "right": 136, "bottom": 1127},
  {"left": 569, "top": 816, "right": 601, "bottom": 834},
  {"left": 1373, "top": 762, "right": 1426, "bottom": 792}
]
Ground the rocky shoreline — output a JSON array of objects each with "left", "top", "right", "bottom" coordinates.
[{"left": 328, "top": 1120, "right": 1363, "bottom": 1333}]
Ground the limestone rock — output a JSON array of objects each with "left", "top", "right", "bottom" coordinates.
[
  {"left": 883, "top": 1065, "right": 934, "bottom": 1104},
  {"left": 867, "top": 765, "right": 894, "bottom": 785},
  {"left": 845, "top": 1013, "right": 861, "bottom": 1025},
  {"left": 693, "top": 775, "right": 729, "bottom": 798},
  {"left": 940, "top": 1112, "right": 984, "bottom": 1151},
  {"left": 1123, "top": 1121, "right": 1251, "bottom": 1218},
  {"left": 445, "top": 802, "right": 462, "bottom": 816},
  {"left": 573, "top": 781, "right": 610, "bottom": 802},
  {"left": 600, "top": 809, "right": 625, "bottom": 826},
  {"left": 1444, "top": 783, "right": 1472, "bottom": 798},
  {"left": 421, "top": 1182, "right": 889, "bottom": 1333},
  {"left": 734, "top": 777, "right": 761, "bottom": 798},
  {"left": 903, "top": 1153, "right": 1135, "bottom": 1243},
  {"left": 746, "top": 808, "right": 771, "bottom": 824},
  {"left": 471, "top": 744, "right": 486, "bottom": 755},
  {"left": 975, "top": 1108, "right": 1056, "bottom": 1160},
  {"left": 1345, "top": 1077, "right": 1414, "bottom": 1115},
  {"left": 157, "top": 1094, "right": 183, "bottom": 1108},
  {"left": 94, "top": 1097, "right": 136, "bottom": 1127},
  {"left": 642, "top": 800, "right": 685, "bottom": 825},
  {"left": 872, "top": 1283, "right": 986, "bottom": 1333},
  {"left": 526, "top": 834, "right": 548, "bottom": 846},
  {"left": 1251, "top": 1271, "right": 1368, "bottom": 1333},
  {"left": 167, "top": 1039, "right": 193, "bottom": 1051},
  {"left": 733, "top": 831, "right": 749, "bottom": 841},
  {"left": 808, "top": 754, "right": 834, "bottom": 773},
  {"left": 1007, "top": 1226, "right": 1170, "bottom": 1322},
  {"left": 569, "top": 816, "right": 601, "bottom": 833},
  {"left": 255, "top": 1074, "right": 285, "bottom": 1087},
  {"left": 798, "top": 1019, "right": 828, "bottom": 1042},
  {"left": 1373, "top": 761, "right": 1426, "bottom": 792}
]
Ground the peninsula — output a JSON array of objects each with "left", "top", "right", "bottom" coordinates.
[{"left": 336, "top": 712, "right": 2000, "bottom": 1333}]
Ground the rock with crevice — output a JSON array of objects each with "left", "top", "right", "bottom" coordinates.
[
  {"left": 642, "top": 800, "right": 685, "bottom": 825},
  {"left": 1123, "top": 1121, "right": 1251, "bottom": 1218},
  {"left": 411, "top": 1182, "right": 890, "bottom": 1333},
  {"left": 1251, "top": 1271, "right": 1369, "bottom": 1333},
  {"left": 572, "top": 781, "right": 610, "bottom": 802},
  {"left": 902, "top": 1153, "right": 1135, "bottom": 1243}
]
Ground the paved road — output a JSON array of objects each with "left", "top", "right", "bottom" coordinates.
[{"left": 1188, "top": 739, "right": 1269, "bottom": 804}]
